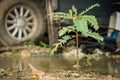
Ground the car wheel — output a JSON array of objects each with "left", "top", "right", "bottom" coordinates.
[{"left": 0, "top": 0, "right": 46, "bottom": 46}]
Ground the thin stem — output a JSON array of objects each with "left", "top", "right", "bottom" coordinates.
[{"left": 76, "top": 31, "right": 79, "bottom": 71}]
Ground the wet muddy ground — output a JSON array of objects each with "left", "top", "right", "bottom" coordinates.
[{"left": 0, "top": 46, "right": 120, "bottom": 80}]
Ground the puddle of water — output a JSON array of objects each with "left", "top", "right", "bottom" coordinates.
[
  {"left": 29, "top": 54, "right": 75, "bottom": 72},
  {"left": 0, "top": 54, "right": 74, "bottom": 72},
  {"left": 0, "top": 53, "right": 120, "bottom": 79}
]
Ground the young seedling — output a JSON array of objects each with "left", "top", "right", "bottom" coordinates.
[{"left": 50, "top": 3, "right": 103, "bottom": 71}]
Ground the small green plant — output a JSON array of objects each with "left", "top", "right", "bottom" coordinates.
[
  {"left": 39, "top": 40, "right": 48, "bottom": 48},
  {"left": 24, "top": 39, "right": 35, "bottom": 49},
  {"left": 10, "top": 48, "right": 19, "bottom": 53},
  {"left": 50, "top": 3, "right": 103, "bottom": 70}
]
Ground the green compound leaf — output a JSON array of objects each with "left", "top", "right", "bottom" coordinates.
[
  {"left": 59, "top": 26, "right": 76, "bottom": 37},
  {"left": 86, "top": 32, "right": 103, "bottom": 41},
  {"left": 73, "top": 19, "right": 88, "bottom": 32},
  {"left": 66, "top": 13, "right": 73, "bottom": 19},
  {"left": 58, "top": 35, "right": 71, "bottom": 45},
  {"left": 67, "top": 26, "right": 76, "bottom": 33},
  {"left": 58, "top": 27, "right": 68, "bottom": 37},
  {"left": 51, "top": 12, "right": 66, "bottom": 20},
  {"left": 82, "top": 15, "right": 99, "bottom": 30},
  {"left": 79, "top": 3, "right": 100, "bottom": 15},
  {"left": 69, "top": 9, "right": 73, "bottom": 17},
  {"left": 62, "top": 35, "right": 71, "bottom": 41},
  {"left": 58, "top": 39, "right": 66, "bottom": 45},
  {"left": 72, "top": 5, "right": 77, "bottom": 15}
]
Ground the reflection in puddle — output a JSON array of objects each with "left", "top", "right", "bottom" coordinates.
[{"left": 0, "top": 53, "right": 120, "bottom": 79}]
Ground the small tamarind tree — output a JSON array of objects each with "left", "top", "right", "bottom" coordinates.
[{"left": 50, "top": 3, "right": 103, "bottom": 70}]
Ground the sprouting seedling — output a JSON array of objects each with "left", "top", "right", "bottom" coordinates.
[{"left": 50, "top": 3, "right": 103, "bottom": 70}]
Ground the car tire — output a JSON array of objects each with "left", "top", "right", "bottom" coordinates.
[{"left": 0, "top": 0, "right": 46, "bottom": 46}]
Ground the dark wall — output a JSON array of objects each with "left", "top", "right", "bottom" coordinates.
[{"left": 57, "top": 0, "right": 120, "bottom": 26}]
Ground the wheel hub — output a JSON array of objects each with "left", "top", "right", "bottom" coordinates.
[
  {"left": 5, "top": 5, "right": 37, "bottom": 40},
  {"left": 16, "top": 17, "right": 26, "bottom": 29}
]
